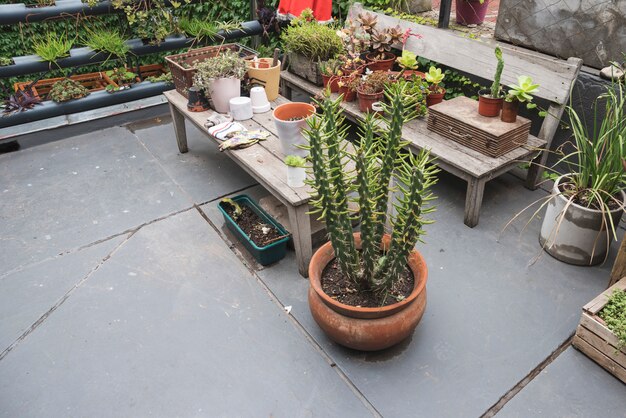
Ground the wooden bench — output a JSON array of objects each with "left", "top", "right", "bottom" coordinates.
[
  {"left": 164, "top": 90, "right": 314, "bottom": 277},
  {"left": 282, "top": 3, "right": 583, "bottom": 227}
]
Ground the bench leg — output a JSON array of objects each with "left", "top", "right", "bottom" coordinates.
[
  {"left": 525, "top": 151, "right": 547, "bottom": 190},
  {"left": 464, "top": 177, "right": 486, "bottom": 228},
  {"left": 169, "top": 102, "right": 188, "bottom": 154},
  {"left": 287, "top": 204, "right": 312, "bottom": 278},
  {"left": 281, "top": 81, "right": 293, "bottom": 100}
]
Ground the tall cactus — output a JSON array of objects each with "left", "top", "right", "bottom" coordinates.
[
  {"left": 305, "top": 85, "right": 438, "bottom": 298},
  {"left": 490, "top": 46, "right": 504, "bottom": 98}
]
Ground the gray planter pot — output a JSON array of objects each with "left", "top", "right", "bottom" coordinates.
[
  {"left": 539, "top": 175, "right": 625, "bottom": 265},
  {"left": 287, "top": 53, "right": 322, "bottom": 86}
]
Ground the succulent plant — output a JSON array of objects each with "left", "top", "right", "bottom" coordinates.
[
  {"left": 425, "top": 66, "right": 445, "bottom": 93},
  {"left": 284, "top": 155, "right": 306, "bottom": 167},
  {"left": 370, "top": 31, "right": 392, "bottom": 53},
  {"left": 506, "top": 75, "right": 539, "bottom": 108},
  {"left": 490, "top": 46, "right": 504, "bottom": 98},
  {"left": 356, "top": 12, "right": 378, "bottom": 34},
  {"left": 49, "top": 78, "right": 90, "bottom": 102},
  {"left": 2, "top": 91, "right": 42, "bottom": 114},
  {"left": 304, "top": 83, "right": 438, "bottom": 298},
  {"left": 357, "top": 70, "right": 393, "bottom": 94}
]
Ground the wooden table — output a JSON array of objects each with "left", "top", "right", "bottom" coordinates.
[
  {"left": 163, "top": 90, "right": 313, "bottom": 277},
  {"left": 281, "top": 71, "right": 547, "bottom": 227}
]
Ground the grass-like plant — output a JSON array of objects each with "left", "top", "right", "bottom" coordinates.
[
  {"left": 32, "top": 32, "right": 73, "bottom": 66},
  {"left": 178, "top": 17, "right": 220, "bottom": 43},
  {"left": 83, "top": 27, "right": 130, "bottom": 62},
  {"left": 281, "top": 19, "right": 343, "bottom": 62},
  {"left": 599, "top": 289, "right": 626, "bottom": 349},
  {"left": 305, "top": 82, "right": 438, "bottom": 299}
]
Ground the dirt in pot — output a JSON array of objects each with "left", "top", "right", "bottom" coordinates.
[
  {"left": 321, "top": 258, "right": 414, "bottom": 307},
  {"left": 558, "top": 181, "right": 622, "bottom": 211},
  {"left": 224, "top": 204, "right": 285, "bottom": 247},
  {"left": 287, "top": 116, "right": 306, "bottom": 121}
]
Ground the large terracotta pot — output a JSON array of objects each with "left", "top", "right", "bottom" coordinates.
[
  {"left": 539, "top": 175, "right": 625, "bottom": 266},
  {"left": 273, "top": 102, "right": 316, "bottom": 158},
  {"left": 477, "top": 89, "right": 503, "bottom": 117},
  {"left": 308, "top": 233, "right": 428, "bottom": 351}
]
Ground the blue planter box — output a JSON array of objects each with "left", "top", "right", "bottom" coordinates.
[{"left": 218, "top": 195, "right": 290, "bottom": 266}]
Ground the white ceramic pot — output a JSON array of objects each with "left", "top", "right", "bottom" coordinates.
[
  {"left": 539, "top": 175, "right": 625, "bottom": 265},
  {"left": 272, "top": 102, "right": 316, "bottom": 158},
  {"left": 229, "top": 97, "right": 253, "bottom": 121},
  {"left": 287, "top": 166, "right": 306, "bottom": 188},
  {"left": 209, "top": 78, "right": 241, "bottom": 114}
]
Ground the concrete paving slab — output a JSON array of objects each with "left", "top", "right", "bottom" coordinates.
[
  {"left": 0, "top": 127, "right": 191, "bottom": 274},
  {"left": 0, "top": 209, "right": 373, "bottom": 417},
  {"left": 495, "top": 347, "right": 626, "bottom": 417},
  {"left": 0, "top": 235, "right": 127, "bottom": 354},
  {"left": 246, "top": 172, "right": 620, "bottom": 418},
  {"left": 133, "top": 117, "right": 257, "bottom": 204}
]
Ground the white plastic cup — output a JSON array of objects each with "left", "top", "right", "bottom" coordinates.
[
  {"left": 250, "top": 86, "right": 271, "bottom": 113},
  {"left": 229, "top": 97, "right": 253, "bottom": 121},
  {"left": 287, "top": 166, "right": 306, "bottom": 188}
]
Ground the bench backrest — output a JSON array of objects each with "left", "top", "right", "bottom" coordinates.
[{"left": 347, "top": 3, "right": 582, "bottom": 106}]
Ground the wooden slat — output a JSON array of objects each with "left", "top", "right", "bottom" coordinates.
[
  {"left": 164, "top": 90, "right": 312, "bottom": 206},
  {"left": 609, "top": 238, "right": 626, "bottom": 287},
  {"left": 573, "top": 335, "right": 626, "bottom": 384},
  {"left": 583, "top": 277, "right": 626, "bottom": 314},
  {"left": 282, "top": 71, "right": 545, "bottom": 179},
  {"left": 348, "top": 3, "right": 582, "bottom": 105},
  {"left": 576, "top": 323, "right": 626, "bottom": 369}
]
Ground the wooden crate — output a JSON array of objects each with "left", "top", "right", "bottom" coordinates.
[
  {"left": 14, "top": 72, "right": 115, "bottom": 100},
  {"left": 427, "top": 96, "right": 531, "bottom": 158},
  {"left": 572, "top": 277, "right": 626, "bottom": 383}
]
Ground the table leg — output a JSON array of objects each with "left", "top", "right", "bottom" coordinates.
[
  {"left": 464, "top": 177, "right": 486, "bottom": 228},
  {"left": 288, "top": 204, "right": 313, "bottom": 278},
  {"left": 169, "top": 102, "right": 188, "bottom": 153},
  {"left": 281, "top": 81, "right": 293, "bottom": 100}
]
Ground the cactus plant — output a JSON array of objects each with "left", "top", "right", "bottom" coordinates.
[
  {"left": 304, "top": 82, "right": 438, "bottom": 299},
  {"left": 490, "top": 46, "right": 504, "bottom": 98}
]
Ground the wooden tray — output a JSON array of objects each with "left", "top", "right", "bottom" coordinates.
[
  {"left": 14, "top": 72, "right": 115, "bottom": 100},
  {"left": 427, "top": 96, "right": 531, "bottom": 158}
]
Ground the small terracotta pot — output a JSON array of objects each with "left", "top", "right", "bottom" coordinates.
[
  {"left": 478, "top": 89, "right": 503, "bottom": 117},
  {"left": 357, "top": 89, "right": 384, "bottom": 113},
  {"left": 399, "top": 70, "right": 426, "bottom": 80},
  {"left": 338, "top": 82, "right": 356, "bottom": 102},
  {"left": 322, "top": 75, "right": 340, "bottom": 93},
  {"left": 426, "top": 88, "right": 446, "bottom": 107},
  {"left": 365, "top": 52, "right": 396, "bottom": 72},
  {"left": 501, "top": 99, "right": 519, "bottom": 123},
  {"left": 308, "top": 233, "right": 428, "bottom": 351},
  {"left": 322, "top": 74, "right": 332, "bottom": 89}
]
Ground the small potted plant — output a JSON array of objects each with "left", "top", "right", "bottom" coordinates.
[
  {"left": 336, "top": 74, "right": 360, "bottom": 102},
  {"left": 339, "top": 56, "right": 366, "bottom": 75},
  {"left": 304, "top": 83, "right": 438, "bottom": 351},
  {"left": 355, "top": 13, "right": 403, "bottom": 72},
  {"left": 319, "top": 59, "right": 341, "bottom": 92},
  {"left": 501, "top": 75, "right": 539, "bottom": 123},
  {"left": 281, "top": 9, "right": 343, "bottom": 86},
  {"left": 395, "top": 50, "right": 424, "bottom": 80},
  {"left": 218, "top": 196, "right": 291, "bottom": 266},
  {"left": 356, "top": 70, "right": 391, "bottom": 113},
  {"left": 284, "top": 155, "right": 307, "bottom": 188},
  {"left": 478, "top": 45, "right": 504, "bottom": 117},
  {"left": 49, "top": 78, "right": 90, "bottom": 102},
  {"left": 273, "top": 102, "right": 317, "bottom": 157},
  {"left": 424, "top": 66, "right": 445, "bottom": 107},
  {"left": 193, "top": 49, "right": 247, "bottom": 113}
]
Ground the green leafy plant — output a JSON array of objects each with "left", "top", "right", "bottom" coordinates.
[
  {"left": 49, "top": 78, "right": 90, "bottom": 102},
  {"left": 146, "top": 72, "right": 173, "bottom": 83},
  {"left": 398, "top": 76, "right": 428, "bottom": 117},
  {"left": 32, "top": 32, "right": 73, "bottom": 66},
  {"left": 506, "top": 75, "right": 539, "bottom": 108},
  {"left": 489, "top": 46, "right": 504, "bottom": 98},
  {"left": 425, "top": 66, "right": 445, "bottom": 93},
  {"left": 105, "top": 68, "right": 137, "bottom": 85},
  {"left": 0, "top": 57, "right": 13, "bottom": 67},
  {"left": 284, "top": 155, "right": 306, "bottom": 167},
  {"left": 599, "top": 289, "right": 626, "bottom": 349},
  {"left": 319, "top": 59, "right": 342, "bottom": 77},
  {"left": 193, "top": 49, "right": 246, "bottom": 90},
  {"left": 83, "top": 27, "right": 130, "bottom": 62},
  {"left": 281, "top": 15, "right": 343, "bottom": 62},
  {"left": 304, "top": 83, "right": 438, "bottom": 302}
]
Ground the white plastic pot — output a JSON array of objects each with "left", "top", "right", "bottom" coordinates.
[
  {"left": 539, "top": 175, "right": 625, "bottom": 265},
  {"left": 209, "top": 78, "right": 241, "bottom": 114},
  {"left": 287, "top": 166, "right": 306, "bottom": 188},
  {"left": 272, "top": 102, "right": 316, "bottom": 158}
]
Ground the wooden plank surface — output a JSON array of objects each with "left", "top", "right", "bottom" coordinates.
[
  {"left": 164, "top": 89, "right": 312, "bottom": 206},
  {"left": 348, "top": 3, "right": 581, "bottom": 105},
  {"left": 575, "top": 322, "right": 626, "bottom": 369},
  {"left": 282, "top": 71, "right": 545, "bottom": 179},
  {"left": 573, "top": 334, "right": 626, "bottom": 384},
  {"left": 584, "top": 277, "right": 626, "bottom": 314}
]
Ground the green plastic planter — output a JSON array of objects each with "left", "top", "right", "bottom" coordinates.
[{"left": 218, "top": 195, "right": 290, "bottom": 266}]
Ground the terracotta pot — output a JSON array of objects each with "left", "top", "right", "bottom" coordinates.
[
  {"left": 308, "top": 233, "right": 428, "bottom": 351},
  {"left": 365, "top": 52, "right": 396, "bottom": 72},
  {"left": 273, "top": 102, "right": 316, "bottom": 157},
  {"left": 322, "top": 74, "right": 340, "bottom": 93},
  {"left": 357, "top": 89, "right": 384, "bottom": 113},
  {"left": 426, "top": 88, "right": 446, "bottom": 107},
  {"left": 338, "top": 81, "right": 356, "bottom": 102},
  {"left": 398, "top": 70, "right": 426, "bottom": 80},
  {"left": 501, "top": 99, "right": 519, "bottom": 123},
  {"left": 477, "top": 89, "right": 503, "bottom": 117},
  {"left": 455, "top": 0, "right": 489, "bottom": 25}
]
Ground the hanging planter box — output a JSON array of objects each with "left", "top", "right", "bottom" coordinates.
[
  {"left": 164, "top": 43, "right": 256, "bottom": 98},
  {"left": 217, "top": 195, "right": 291, "bottom": 266},
  {"left": 14, "top": 72, "right": 116, "bottom": 101},
  {"left": 572, "top": 277, "right": 626, "bottom": 384}
]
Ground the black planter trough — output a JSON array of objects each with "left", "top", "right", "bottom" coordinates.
[
  {"left": 0, "top": 20, "right": 264, "bottom": 79},
  {"left": 0, "top": 81, "right": 173, "bottom": 129}
]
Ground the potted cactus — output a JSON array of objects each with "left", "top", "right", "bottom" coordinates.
[
  {"left": 478, "top": 45, "right": 504, "bottom": 117},
  {"left": 425, "top": 66, "right": 445, "bottom": 107},
  {"left": 304, "top": 83, "right": 438, "bottom": 351},
  {"left": 501, "top": 75, "right": 539, "bottom": 123}
]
